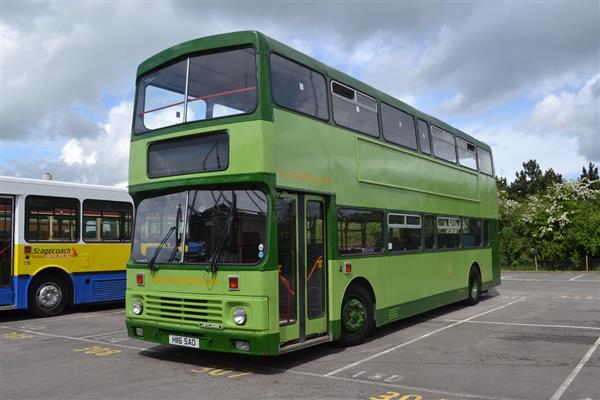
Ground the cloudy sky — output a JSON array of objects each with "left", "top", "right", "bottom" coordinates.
[{"left": 1, "top": 1, "right": 598, "bottom": 186}]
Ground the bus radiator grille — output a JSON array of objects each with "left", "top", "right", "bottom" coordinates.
[{"left": 145, "top": 295, "right": 223, "bottom": 326}]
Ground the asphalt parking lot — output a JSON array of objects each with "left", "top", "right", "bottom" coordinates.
[{"left": 1, "top": 271, "right": 599, "bottom": 400}]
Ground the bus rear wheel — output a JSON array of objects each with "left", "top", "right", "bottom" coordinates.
[
  {"left": 339, "top": 283, "right": 373, "bottom": 347},
  {"left": 28, "top": 274, "right": 69, "bottom": 317},
  {"left": 466, "top": 268, "right": 481, "bottom": 306}
]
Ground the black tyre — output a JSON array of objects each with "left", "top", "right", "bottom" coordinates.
[
  {"left": 338, "top": 283, "right": 374, "bottom": 347},
  {"left": 466, "top": 268, "right": 481, "bottom": 306},
  {"left": 28, "top": 274, "right": 69, "bottom": 317}
]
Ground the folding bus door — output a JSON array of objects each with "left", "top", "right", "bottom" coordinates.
[
  {"left": 277, "top": 192, "right": 328, "bottom": 348},
  {"left": 0, "top": 197, "right": 14, "bottom": 306}
]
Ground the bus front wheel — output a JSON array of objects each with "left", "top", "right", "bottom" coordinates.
[
  {"left": 28, "top": 274, "right": 69, "bottom": 317},
  {"left": 339, "top": 283, "right": 374, "bottom": 347}
]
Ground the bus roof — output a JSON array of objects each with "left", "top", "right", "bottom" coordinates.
[
  {"left": 0, "top": 176, "right": 131, "bottom": 202},
  {"left": 136, "top": 30, "right": 491, "bottom": 152}
]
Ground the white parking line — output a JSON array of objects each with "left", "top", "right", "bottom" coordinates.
[
  {"left": 323, "top": 297, "right": 527, "bottom": 377},
  {"left": 442, "top": 319, "right": 600, "bottom": 331},
  {"left": 568, "top": 274, "right": 587, "bottom": 281},
  {"left": 503, "top": 278, "right": 600, "bottom": 283},
  {"left": 549, "top": 335, "right": 600, "bottom": 400},
  {"left": 0, "top": 325, "right": 148, "bottom": 352}
]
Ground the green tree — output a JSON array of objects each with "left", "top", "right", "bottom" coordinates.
[
  {"left": 580, "top": 162, "right": 599, "bottom": 181},
  {"left": 508, "top": 160, "right": 562, "bottom": 200}
]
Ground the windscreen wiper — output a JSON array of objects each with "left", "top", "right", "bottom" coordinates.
[
  {"left": 208, "top": 194, "right": 236, "bottom": 273},
  {"left": 167, "top": 204, "right": 183, "bottom": 262},
  {"left": 148, "top": 204, "right": 181, "bottom": 271}
]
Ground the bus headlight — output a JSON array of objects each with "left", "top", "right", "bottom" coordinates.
[
  {"left": 233, "top": 307, "right": 246, "bottom": 325},
  {"left": 132, "top": 299, "right": 143, "bottom": 315}
]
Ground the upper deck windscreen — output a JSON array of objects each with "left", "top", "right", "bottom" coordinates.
[{"left": 133, "top": 47, "right": 257, "bottom": 134}]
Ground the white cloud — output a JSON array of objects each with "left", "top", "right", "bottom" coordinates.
[
  {"left": 2, "top": 102, "right": 132, "bottom": 185},
  {"left": 529, "top": 74, "right": 600, "bottom": 161}
]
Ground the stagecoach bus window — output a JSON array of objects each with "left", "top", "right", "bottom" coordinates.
[
  {"left": 134, "top": 48, "right": 257, "bottom": 134},
  {"left": 25, "top": 196, "right": 79, "bottom": 243},
  {"left": 431, "top": 126, "right": 457, "bottom": 163},
  {"left": 83, "top": 200, "right": 133, "bottom": 243},
  {"left": 381, "top": 103, "right": 417, "bottom": 150},
  {"left": 388, "top": 213, "right": 421, "bottom": 252},
  {"left": 462, "top": 218, "right": 482, "bottom": 247},
  {"left": 331, "top": 81, "right": 379, "bottom": 137},
  {"left": 424, "top": 215, "right": 435, "bottom": 250},
  {"left": 477, "top": 147, "right": 494, "bottom": 176},
  {"left": 436, "top": 217, "right": 460, "bottom": 249},
  {"left": 337, "top": 208, "right": 383, "bottom": 255},
  {"left": 417, "top": 119, "right": 431, "bottom": 155},
  {"left": 482, "top": 219, "right": 490, "bottom": 246},
  {"left": 457, "top": 138, "right": 477, "bottom": 170},
  {"left": 270, "top": 54, "right": 328, "bottom": 120}
]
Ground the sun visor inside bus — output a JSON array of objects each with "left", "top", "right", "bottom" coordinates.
[{"left": 147, "top": 131, "right": 229, "bottom": 178}]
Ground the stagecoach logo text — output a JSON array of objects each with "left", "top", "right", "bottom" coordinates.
[{"left": 30, "top": 248, "right": 78, "bottom": 258}]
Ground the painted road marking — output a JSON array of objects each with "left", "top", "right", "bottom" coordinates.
[
  {"left": 352, "top": 370, "right": 404, "bottom": 383},
  {"left": 2, "top": 332, "right": 34, "bottom": 340},
  {"left": 569, "top": 274, "right": 587, "bottom": 281},
  {"left": 549, "top": 335, "right": 600, "bottom": 400},
  {"left": 80, "top": 330, "right": 125, "bottom": 339},
  {"left": 192, "top": 367, "right": 253, "bottom": 379},
  {"left": 0, "top": 325, "right": 148, "bottom": 351},
  {"left": 74, "top": 345, "right": 122, "bottom": 357},
  {"left": 370, "top": 391, "right": 425, "bottom": 400},
  {"left": 441, "top": 319, "right": 600, "bottom": 331},
  {"left": 502, "top": 278, "right": 600, "bottom": 283},
  {"left": 323, "top": 297, "right": 527, "bottom": 377},
  {"left": 283, "top": 368, "right": 512, "bottom": 400}
]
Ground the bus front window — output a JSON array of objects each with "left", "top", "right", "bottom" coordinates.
[
  {"left": 133, "top": 47, "right": 257, "bottom": 134},
  {"left": 132, "top": 189, "right": 268, "bottom": 265}
]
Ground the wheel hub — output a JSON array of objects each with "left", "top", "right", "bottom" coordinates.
[
  {"left": 342, "top": 297, "right": 366, "bottom": 333},
  {"left": 37, "top": 284, "right": 61, "bottom": 309}
]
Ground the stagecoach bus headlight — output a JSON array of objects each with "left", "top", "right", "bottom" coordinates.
[
  {"left": 132, "top": 299, "right": 143, "bottom": 315},
  {"left": 233, "top": 307, "right": 246, "bottom": 325}
]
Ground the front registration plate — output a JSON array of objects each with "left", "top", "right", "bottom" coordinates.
[{"left": 168, "top": 334, "right": 200, "bottom": 349}]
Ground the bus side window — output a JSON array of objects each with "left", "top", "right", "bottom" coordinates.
[
  {"left": 418, "top": 119, "right": 431, "bottom": 155},
  {"left": 423, "top": 215, "right": 435, "bottom": 250},
  {"left": 25, "top": 196, "right": 79, "bottom": 243},
  {"left": 83, "top": 200, "right": 133, "bottom": 243}
]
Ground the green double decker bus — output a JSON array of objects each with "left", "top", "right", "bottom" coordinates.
[{"left": 125, "top": 31, "right": 500, "bottom": 355}]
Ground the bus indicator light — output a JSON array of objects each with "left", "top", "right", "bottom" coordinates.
[
  {"left": 344, "top": 262, "right": 352, "bottom": 274},
  {"left": 24, "top": 246, "right": 32, "bottom": 254},
  {"left": 228, "top": 276, "right": 240, "bottom": 291},
  {"left": 136, "top": 273, "right": 144, "bottom": 286}
]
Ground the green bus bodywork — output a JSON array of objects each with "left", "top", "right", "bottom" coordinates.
[{"left": 126, "top": 31, "right": 500, "bottom": 355}]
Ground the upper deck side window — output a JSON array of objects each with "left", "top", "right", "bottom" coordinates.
[
  {"left": 381, "top": 103, "right": 417, "bottom": 150},
  {"left": 270, "top": 54, "right": 328, "bottom": 120},
  {"left": 431, "top": 126, "right": 457, "bottom": 163},
  {"left": 331, "top": 81, "right": 379, "bottom": 137},
  {"left": 477, "top": 147, "right": 494, "bottom": 176},
  {"left": 133, "top": 47, "right": 257, "bottom": 134},
  {"left": 457, "top": 137, "right": 477, "bottom": 170}
]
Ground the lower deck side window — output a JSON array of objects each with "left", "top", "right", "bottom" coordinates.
[{"left": 337, "top": 208, "right": 383, "bottom": 255}]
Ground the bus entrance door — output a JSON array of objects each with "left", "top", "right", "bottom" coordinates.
[
  {"left": 277, "top": 193, "right": 328, "bottom": 348},
  {"left": 0, "top": 197, "right": 14, "bottom": 306}
]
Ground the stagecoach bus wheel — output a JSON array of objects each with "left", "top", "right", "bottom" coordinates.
[{"left": 28, "top": 275, "right": 69, "bottom": 317}]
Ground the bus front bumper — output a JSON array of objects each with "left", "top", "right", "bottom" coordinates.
[{"left": 126, "top": 318, "right": 280, "bottom": 356}]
